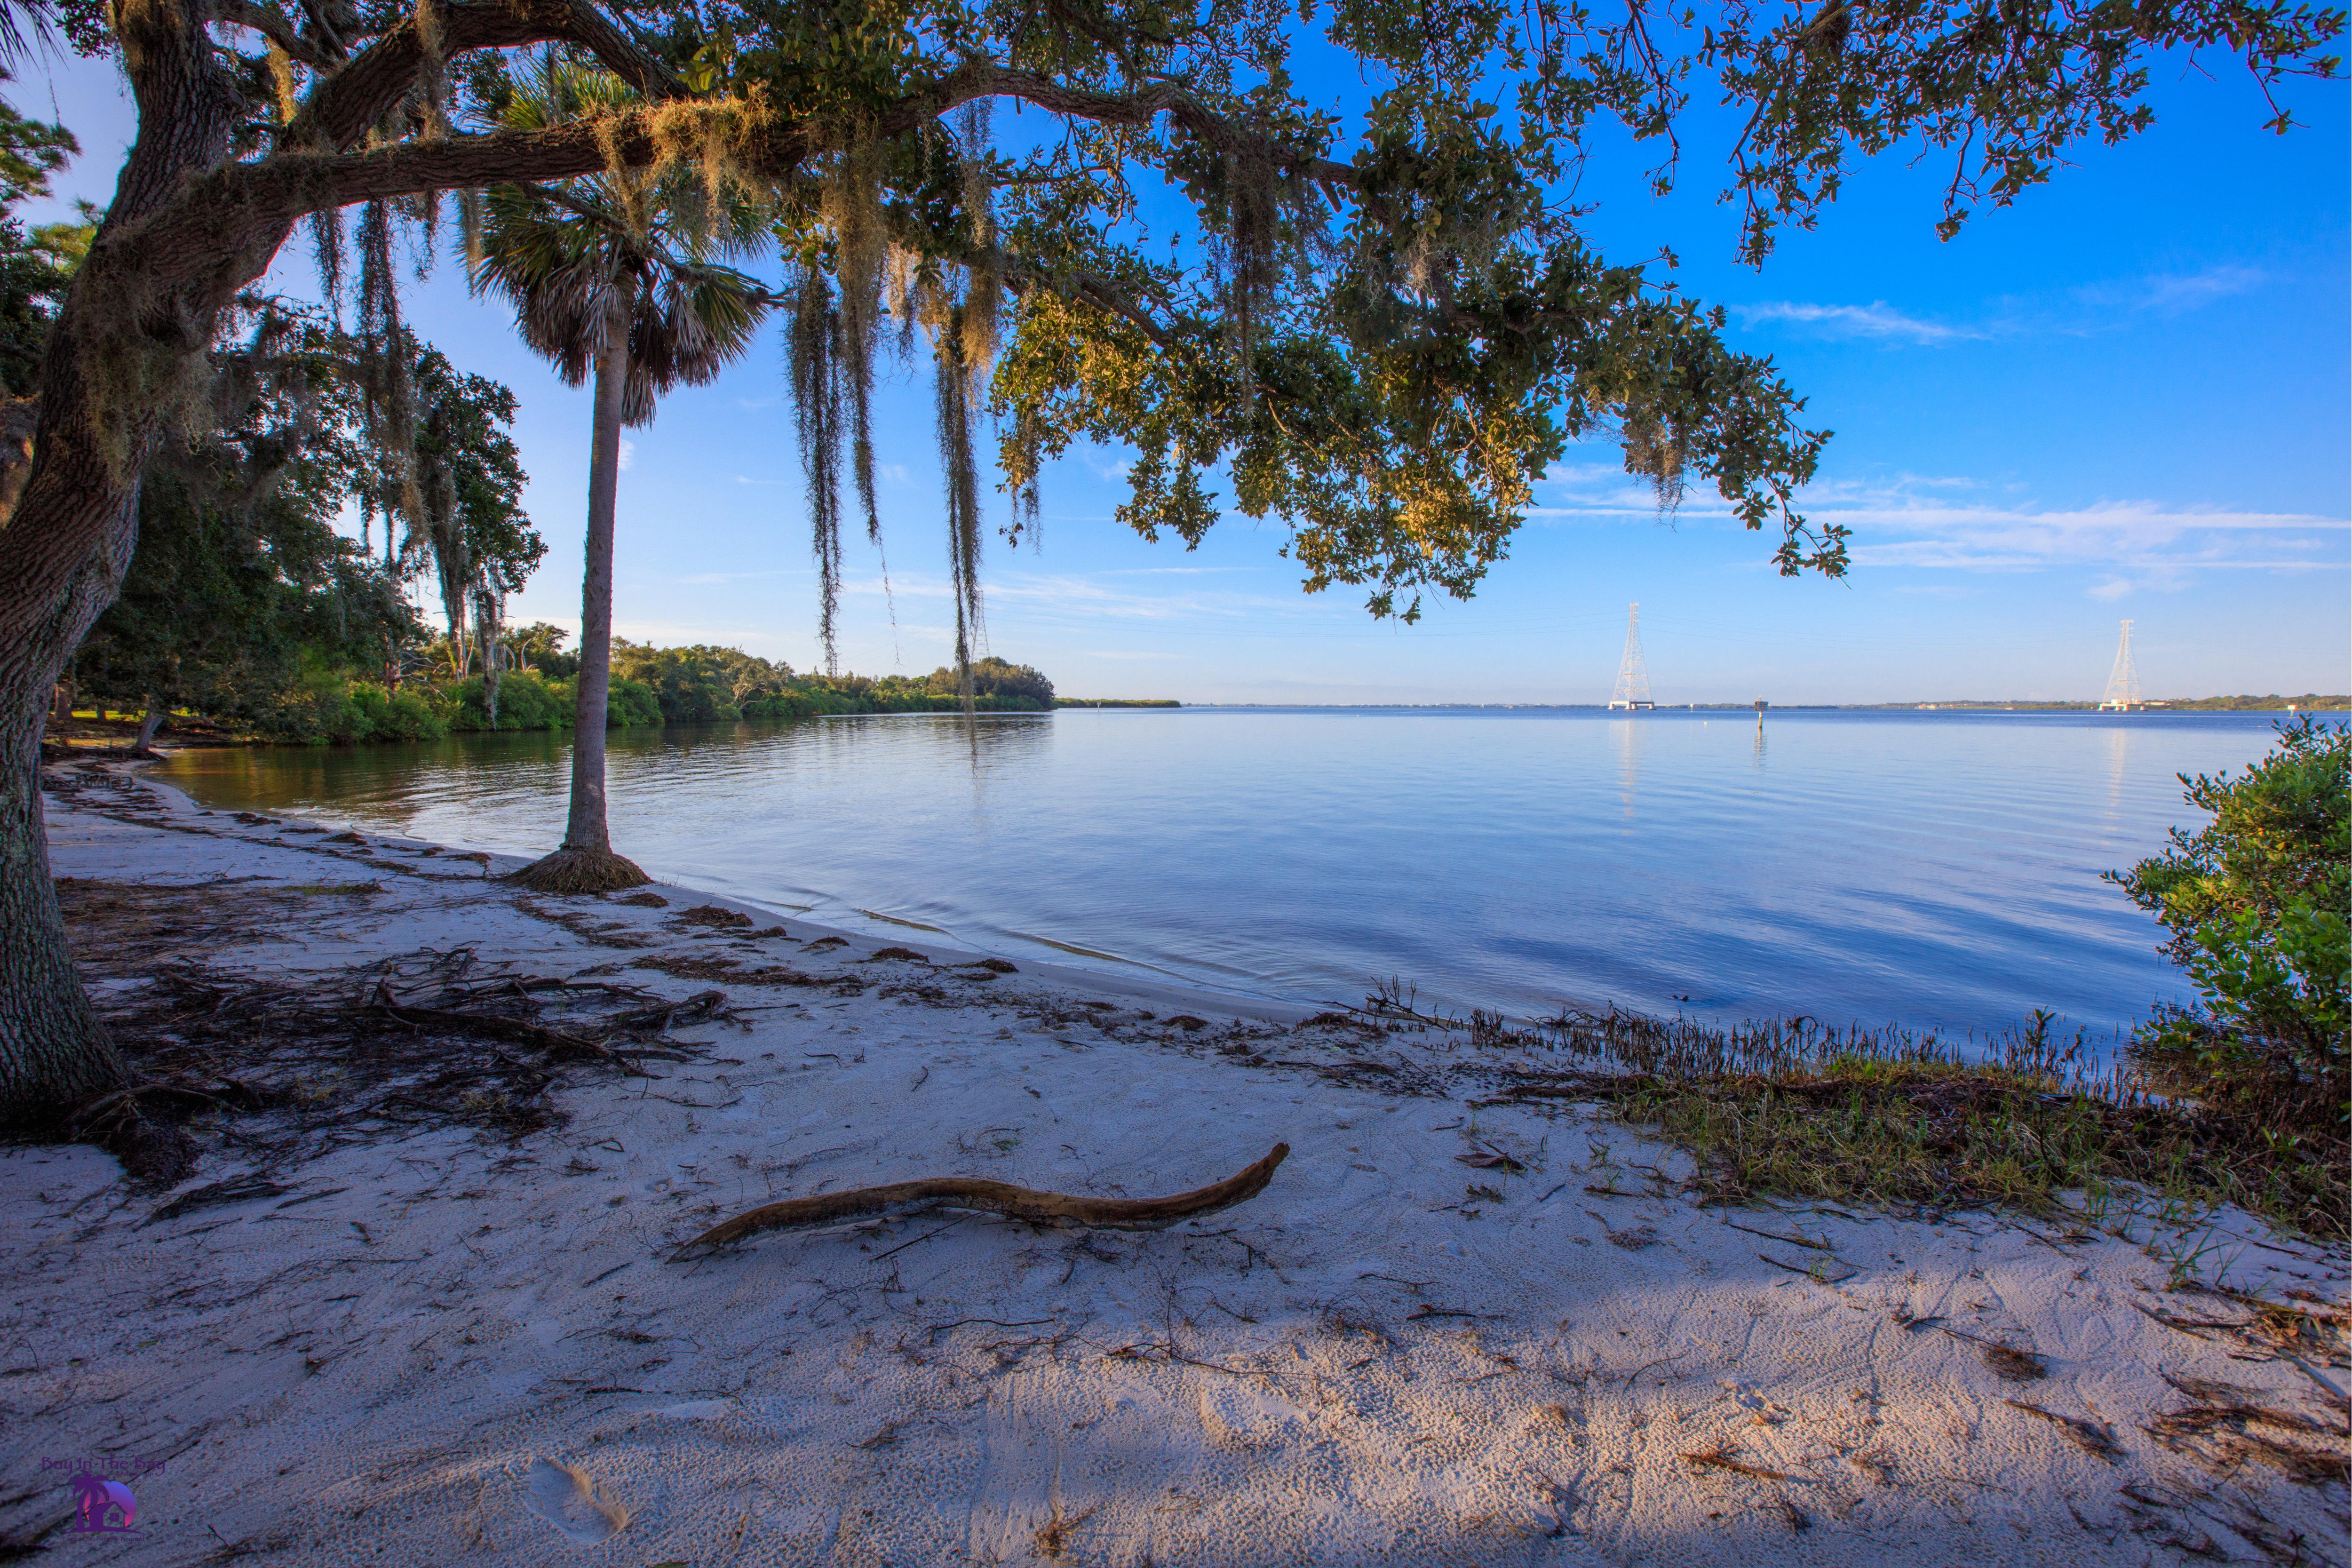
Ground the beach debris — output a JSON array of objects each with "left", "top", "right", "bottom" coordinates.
[
  {"left": 611, "top": 989, "right": 731, "bottom": 1033},
  {"left": 510, "top": 893, "right": 653, "bottom": 948},
  {"left": 144, "top": 1172, "right": 290, "bottom": 1225},
  {"left": 616, "top": 891, "right": 669, "bottom": 907},
  {"left": 636, "top": 954, "right": 863, "bottom": 993},
  {"left": 2146, "top": 1374, "right": 2351, "bottom": 1483},
  {"left": 1757, "top": 1252, "right": 1859, "bottom": 1284},
  {"left": 1940, "top": 1325, "right": 2046, "bottom": 1380},
  {"left": 968, "top": 957, "right": 1018, "bottom": 973},
  {"left": 1680, "top": 1446, "right": 1803, "bottom": 1482},
  {"left": 2006, "top": 1400, "right": 2121, "bottom": 1458},
  {"left": 1033, "top": 1502, "right": 1101, "bottom": 1559},
  {"left": 366, "top": 981, "right": 641, "bottom": 1071},
  {"left": 521, "top": 1456, "right": 628, "bottom": 1544},
  {"left": 672, "top": 903, "right": 755, "bottom": 931},
  {"left": 677, "top": 1143, "right": 1290, "bottom": 1253},
  {"left": 868, "top": 946, "right": 930, "bottom": 963},
  {"left": 66, "top": 943, "right": 725, "bottom": 1171}
]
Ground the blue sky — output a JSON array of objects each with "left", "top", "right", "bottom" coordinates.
[{"left": 18, "top": 37, "right": 2349, "bottom": 704}]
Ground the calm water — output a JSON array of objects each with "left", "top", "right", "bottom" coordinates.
[{"left": 153, "top": 708, "right": 2298, "bottom": 1039}]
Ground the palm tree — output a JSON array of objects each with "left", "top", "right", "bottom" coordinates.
[{"left": 470, "top": 53, "right": 769, "bottom": 892}]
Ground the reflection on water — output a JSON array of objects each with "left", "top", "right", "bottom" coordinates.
[{"left": 153, "top": 708, "right": 2296, "bottom": 1039}]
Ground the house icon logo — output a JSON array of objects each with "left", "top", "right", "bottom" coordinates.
[{"left": 69, "top": 1473, "right": 136, "bottom": 1533}]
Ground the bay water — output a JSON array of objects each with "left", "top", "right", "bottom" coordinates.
[{"left": 153, "top": 708, "right": 2296, "bottom": 1041}]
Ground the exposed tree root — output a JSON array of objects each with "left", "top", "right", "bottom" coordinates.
[
  {"left": 679, "top": 1142, "right": 1290, "bottom": 1254},
  {"left": 508, "top": 846, "right": 651, "bottom": 893}
]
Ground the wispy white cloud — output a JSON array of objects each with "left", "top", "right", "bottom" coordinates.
[
  {"left": 2078, "top": 265, "right": 2266, "bottom": 317},
  {"left": 1730, "top": 300, "right": 1977, "bottom": 344},
  {"left": 1529, "top": 464, "right": 2348, "bottom": 592},
  {"left": 618, "top": 438, "right": 636, "bottom": 472},
  {"left": 1736, "top": 263, "right": 2274, "bottom": 348}
]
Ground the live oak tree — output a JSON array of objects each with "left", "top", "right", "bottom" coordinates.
[
  {"left": 0, "top": 0, "right": 2339, "bottom": 1122},
  {"left": 396, "top": 343, "right": 541, "bottom": 686},
  {"left": 73, "top": 302, "right": 431, "bottom": 747}
]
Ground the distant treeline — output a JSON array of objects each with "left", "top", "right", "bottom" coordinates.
[
  {"left": 418, "top": 636, "right": 1057, "bottom": 740},
  {"left": 1054, "top": 698, "right": 1181, "bottom": 708},
  {"left": 68, "top": 621, "right": 1058, "bottom": 745}
]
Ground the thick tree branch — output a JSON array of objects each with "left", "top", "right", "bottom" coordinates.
[
  {"left": 212, "top": 0, "right": 337, "bottom": 70},
  {"left": 294, "top": 0, "right": 347, "bottom": 61},
  {"left": 296, "top": 0, "right": 683, "bottom": 151},
  {"left": 1001, "top": 255, "right": 1177, "bottom": 348},
  {"left": 126, "top": 113, "right": 800, "bottom": 299}
]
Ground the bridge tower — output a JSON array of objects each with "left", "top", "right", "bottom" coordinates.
[
  {"left": 1608, "top": 604, "right": 1656, "bottom": 710},
  {"left": 2098, "top": 621, "right": 2140, "bottom": 711}
]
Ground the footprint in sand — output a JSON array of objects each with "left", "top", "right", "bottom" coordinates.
[{"left": 523, "top": 1455, "right": 629, "bottom": 1544}]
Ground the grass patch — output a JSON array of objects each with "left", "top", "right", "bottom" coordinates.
[{"left": 1471, "top": 1008, "right": 2347, "bottom": 1245}]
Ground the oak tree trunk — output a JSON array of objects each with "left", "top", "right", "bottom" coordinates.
[{"left": 0, "top": 0, "right": 245, "bottom": 1125}]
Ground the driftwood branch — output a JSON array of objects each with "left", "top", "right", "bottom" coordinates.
[{"left": 679, "top": 1142, "right": 1290, "bottom": 1253}]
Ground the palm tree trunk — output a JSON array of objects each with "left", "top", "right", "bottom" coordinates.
[{"left": 514, "top": 289, "right": 647, "bottom": 892}]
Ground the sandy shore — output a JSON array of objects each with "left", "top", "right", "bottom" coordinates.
[{"left": 3, "top": 760, "right": 2346, "bottom": 1566}]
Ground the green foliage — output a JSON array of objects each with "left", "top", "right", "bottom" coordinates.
[
  {"left": 0, "top": 95, "right": 84, "bottom": 393},
  {"left": 76, "top": 416, "right": 425, "bottom": 730},
  {"left": 504, "top": 622, "right": 580, "bottom": 679},
  {"left": 448, "top": 669, "right": 572, "bottom": 732},
  {"left": 691, "top": 0, "right": 2344, "bottom": 629},
  {"left": 338, "top": 682, "right": 451, "bottom": 744},
  {"left": 397, "top": 345, "right": 543, "bottom": 668},
  {"left": 605, "top": 677, "right": 665, "bottom": 728},
  {"left": 931, "top": 655, "right": 1053, "bottom": 706},
  {"left": 72, "top": 287, "right": 547, "bottom": 741},
  {"left": 2110, "top": 716, "right": 2350, "bottom": 1124},
  {"left": 264, "top": 658, "right": 450, "bottom": 745},
  {"left": 793, "top": 663, "right": 1054, "bottom": 713},
  {"left": 613, "top": 641, "right": 746, "bottom": 722},
  {"left": 466, "top": 49, "right": 771, "bottom": 427}
]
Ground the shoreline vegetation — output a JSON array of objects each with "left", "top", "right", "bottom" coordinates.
[{"left": 51, "top": 634, "right": 1069, "bottom": 749}]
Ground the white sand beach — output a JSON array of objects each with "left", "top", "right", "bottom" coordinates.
[{"left": 4, "top": 759, "right": 2345, "bottom": 1566}]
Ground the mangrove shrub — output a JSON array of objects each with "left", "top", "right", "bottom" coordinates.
[{"left": 2111, "top": 716, "right": 2350, "bottom": 1125}]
